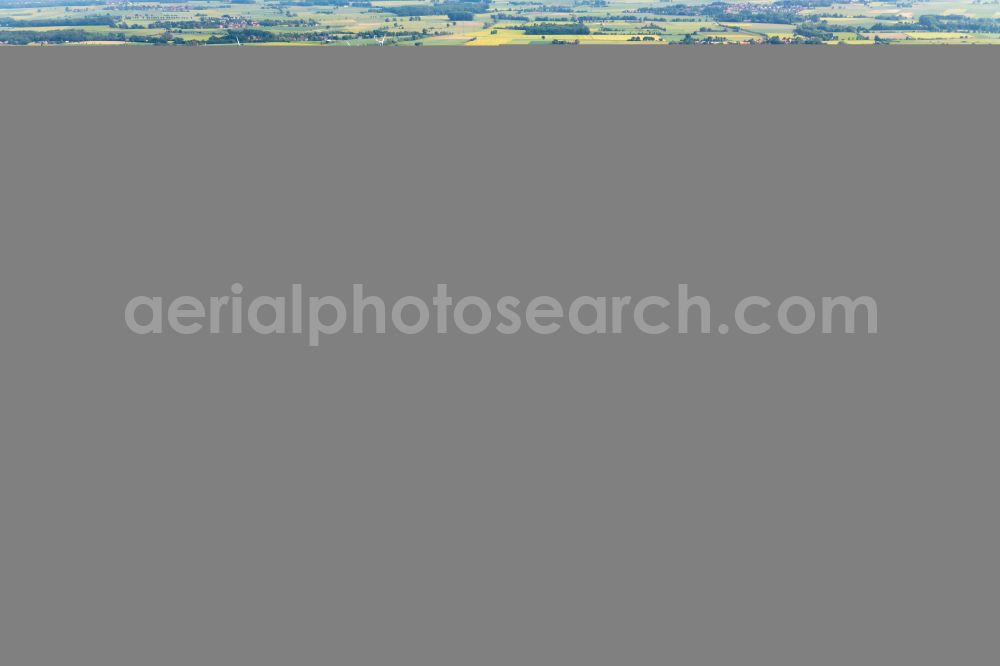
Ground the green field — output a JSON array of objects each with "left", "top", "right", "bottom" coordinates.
[{"left": 3, "top": 0, "right": 1000, "bottom": 44}]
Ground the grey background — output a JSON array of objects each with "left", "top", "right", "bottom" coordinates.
[{"left": 1, "top": 49, "right": 997, "bottom": 665}]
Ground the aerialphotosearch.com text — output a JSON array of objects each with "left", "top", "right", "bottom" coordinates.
[{"left": 125, "top": 284, "right": 878, "bottom": 346}]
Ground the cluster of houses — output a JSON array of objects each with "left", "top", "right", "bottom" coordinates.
[
  {"left": 215, "top": 15, "right": 263, "bottom": 28},
  {"left": 103, "top": 2, "right": 195, "bottom": 10}
]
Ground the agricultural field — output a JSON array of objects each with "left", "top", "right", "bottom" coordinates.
[{"left": 3, "top": 0, "right": 1000, "bottom": 44}]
